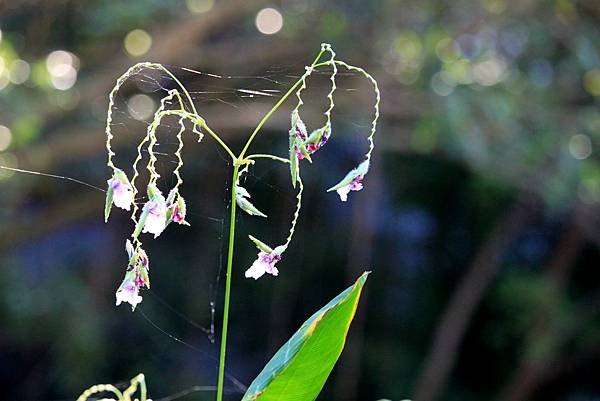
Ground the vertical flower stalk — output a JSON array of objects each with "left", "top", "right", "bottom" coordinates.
[{"left": 100, "top": 43, "right": 379, "bottom": 401}]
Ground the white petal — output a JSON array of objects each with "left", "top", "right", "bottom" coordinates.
[
  {"left": 113, "top": 188, "right": 134, "bottom": 210},
  {"left": 115, "top": 287, "right": 143, "bottom": 311},
  {"left": 125, "top": 239, "right": 135, "bottom": 259},
  {"left": 336, "top": 185, "right": 351, "bottom": 202},
  {"left": 245, "top": 258, "right": 269, "bottom": 280},
  {"left": 143, "top": 213, "right": 167, "bottom": 238},
  {"left": 266, "top": 264, "right": 279, "bottom": 276}
]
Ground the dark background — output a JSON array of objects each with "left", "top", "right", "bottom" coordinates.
[{"left": 1, "top": 1, "right": 600, "bottom": 400}]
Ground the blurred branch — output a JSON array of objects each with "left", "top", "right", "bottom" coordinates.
[
  {"left": 496, "top": 217, "right": 586, "bottom": 401},
  {"left": 413, "top": 195, "right": 539, "bottom": 401}
]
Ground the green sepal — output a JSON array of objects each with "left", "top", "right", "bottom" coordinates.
[
  {"left": 306, "top": 123, "right": 330, "bottom": 145},
  {"left": 298, "top": 143, "right": 312, "bottom": 163},
  {"left": 289, "top": 142, "right": 299, "bottom": 188},
  {"left": 104, "top": 182, "right": 114, "bottom": 223},
  {"left": 236, "top": 186, "right": 268, "bottom": 218},
  {"left": 147, "top": 183, "right": 160, "bottom": 199},
  {"left": 238, "top": 197, "right": 268, "bottom": 218},
  {"left": 128, "top": 251, "right": 139, "bottom": 268},
  {"left": 133, "top": 206, "right": 150, "bottom": 239},
  {"left": 327, "top": 159, "right": 370, "bottom": 192},
  {"left": 114, "top": 168, "right": 129, "bottom": 183},
  {"left": 306, "top": 127, "right": 324, "bottom": 145},
  {"left": 139, "top": 265, "right": 150, "bottom": 289},
  {"left": 249, "top": 235, "right": 273, "bottom": 253},
  {"left": 165, "top": 206, "right": 174, "bottom": 223},
  {"left": 166, "top": 188, "right": 177, "bottom": 205}
]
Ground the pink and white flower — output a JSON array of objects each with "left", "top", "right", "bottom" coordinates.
[
  {"left": 107, "top": 170, "right": 134, "bottom": 211},
  {"left": 294, "top": 125, "right": 330, "bottom": 160},
  {"left": 141, "top": 187, "right": 168, "bottom": 238},
  {"left": 116, "top": 241, "right": 150, "bottom": 311},
  {"left": 336, "top": 175, "right": 364, "bottom": 202},
  {"left": 170, "top": 195, "right": 190, "bottom": 226},
  {"left": 142, "top": 199, "right": 167, "bottom": 237},
  {"left": 115, "top": 274, "right": 143, "bottom": 311},
  {"left": 245, "top": 250, "right": 282, "bottom": 280}
]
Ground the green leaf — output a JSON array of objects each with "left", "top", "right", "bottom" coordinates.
[{"left": 242, "top": 272, "right": 370, "bottom": 401}]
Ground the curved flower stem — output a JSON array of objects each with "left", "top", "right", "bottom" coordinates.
[
  {"left": 238, "top": 49, "right": 326, "bottom": 159},
  {"left": 215, "top": 48, "right": 332, "bottom": 401},
  {"left": 216, "top": 164, "right": 240, "bottom": 401},
  {"left": 76, "top": 384, "right": 123, "bottom": 401},
  {"left": 245, "top": 153, "right": 290, "bottom": 164}
]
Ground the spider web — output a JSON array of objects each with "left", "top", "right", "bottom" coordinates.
[{"left": 0, "top": 62, "right": 370, "bottom": 401}]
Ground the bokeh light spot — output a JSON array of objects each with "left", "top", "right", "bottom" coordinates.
[
  {"left": 472, "top": 56, "right": 507, "bottom": 86},
  {"left": 8, "top": 59, "right": 30, "bottom": 84},
  {"left": 124, "top": 29, "right": 153, "bottom": 58},
  {"left": 431, "top": 72, "right": 455, "bottom": 96},
  {"left": 569, "top": 134, "right": 592, "bottom": 160},
  {"left": 186, "top": 0, "right": 214, "bottom": 13},
  {"left": 255, "top": 8, "right": 283, "bottom": 35},
  {"left": 435, "top": 38, "right": 459, "bottom": 62},
  {"left": 0, "top": 125, "right": 12, "bottom": 151},
  {"left": 128, "top": 94, "right": 155, "bottom": 121},
  {"left": 46, "top": 50, "right": 79, "bottom": 91}
]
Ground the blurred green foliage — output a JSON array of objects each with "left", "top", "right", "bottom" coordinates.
[{"left": 1, "top": 1, "right": 600, "bottom": 401}]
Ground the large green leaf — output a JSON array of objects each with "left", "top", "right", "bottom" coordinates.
[{"left": 241, "top": 272, "right": 369, "bottom": 401}]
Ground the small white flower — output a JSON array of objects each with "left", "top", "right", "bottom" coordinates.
[
  {"left": 142, "top": 188, "right": 168, "bottom": 238},
  {"left": 115, "top": 276, "right": 143, "bottom": 311},
  {"left": 108, "top": 174, "right": 134, "bottom": 211},
  {"left": 336, "top": 175, "right": 364, "bottom": 202},
  {"left": 245, "top": 250, "right": 282, "bottom": 280}
]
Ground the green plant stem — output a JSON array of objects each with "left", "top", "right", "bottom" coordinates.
[
  {"left": 238, "top": 49, "right": 325, "bottom": 159},
  {"left": 215, "top": 47, "right": 329, "bottom": 401},
  {"left": 216, "top": 164, "right": 240, "bottom": 401}
]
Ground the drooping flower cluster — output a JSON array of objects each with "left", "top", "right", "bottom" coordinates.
[
  {"left": 102, "top": 43, "right": 379, "bottom": 297},
  {"left": 288, "top": 110, "right": 369, "bottom": 202},
  {"left": 289, "top": 111, "right": 331, "bottom": 163},
  {"left": 106, "top": 175, "right": 190, "bottom": 309},
  {"left": 115, "top": 240, "right": 150, "bottom": 311}
]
